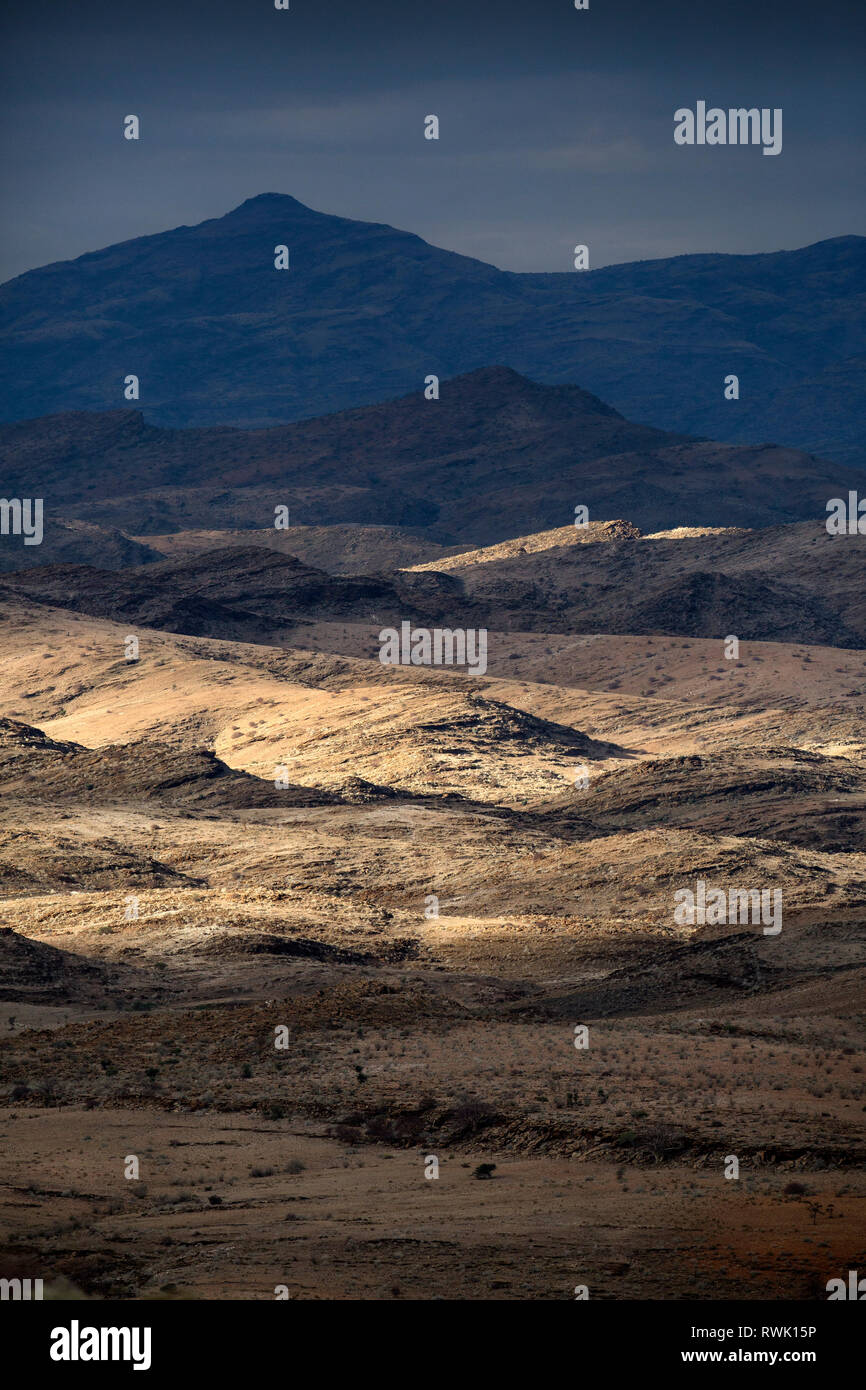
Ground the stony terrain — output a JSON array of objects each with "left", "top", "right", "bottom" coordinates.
[{"left": 0, "top": 513, "right": 864, "bottom": 1301}]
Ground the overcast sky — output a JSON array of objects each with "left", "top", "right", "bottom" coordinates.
[{"left": 1, "top": 0, "right": 863, "bottom": 281}]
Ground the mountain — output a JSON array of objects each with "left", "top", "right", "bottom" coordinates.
[
  {"left": 1, "top": 367, "right": 861, "bottom": 545},
  {"left": 4, "top": 513, "right": 865, "bottom": 650},
  {"left": 0, "top": 193, "right": 864, "bottom": 466}
]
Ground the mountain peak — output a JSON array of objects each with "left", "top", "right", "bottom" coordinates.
[
  {"left": 440, "top": 365, "right": 624, "bottom": 420},
  {"left": 0, "top": 198, "right": 862, "bottom": 466},
  {"left": 227, "top": 192, "right": 319, "bottom": 218}
]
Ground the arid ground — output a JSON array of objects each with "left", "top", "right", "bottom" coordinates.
[{"left": 1, "top": 518, "right": 864, "bottom": 1299}]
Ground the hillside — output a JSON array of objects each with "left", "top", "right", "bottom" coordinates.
[
  {"left": 0, "top": 194, "right": 863, "bottom": 465},
  {"left": 1, "top": 367, "right": 861, "bottom": 545},
  {"left": 4, "top": 512, "right": 865, "bottom": 650},
  {"left": 1, "top": 524, "right": 864, "bottom": 1299}
]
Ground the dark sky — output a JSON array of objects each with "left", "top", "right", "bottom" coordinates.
[{"left": 1, "top": 0, "right": 863, "bottom": 280}]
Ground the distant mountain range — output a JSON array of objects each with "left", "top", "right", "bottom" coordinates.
[
  {"left": 1, "top": 366, "right": 861, "bottom": 546},
  {"left": 0, "top": 193, "right": 864, "bottom": 468}
]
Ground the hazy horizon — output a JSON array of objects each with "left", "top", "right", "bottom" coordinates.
[
  {"left": 1, "top": 0, "right": 864, "bottom": 281},
  {"left": 3, "top": 187, "right": 865, "bottom": 287}
]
